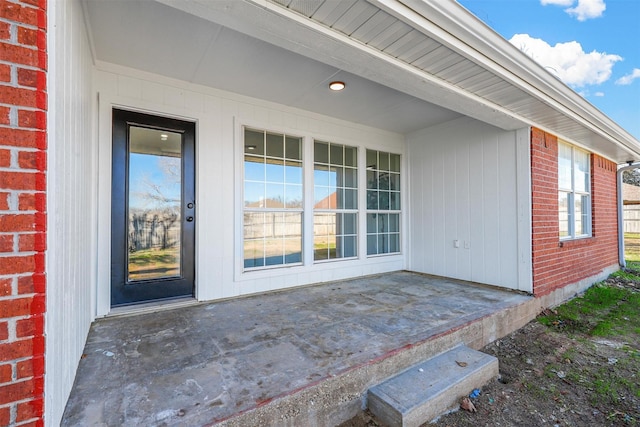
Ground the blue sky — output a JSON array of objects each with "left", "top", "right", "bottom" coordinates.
[{"left": 457, "top": 0, "right": 640, "bottom": 140}]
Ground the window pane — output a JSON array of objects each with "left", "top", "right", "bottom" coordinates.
[
  {"left": 377, "top": 214, "right": 389, "bottom": 232},
  {"left": 365, "top": 149, "right": 401, "bottom": 257},
  {"left": 245, "top": 156, "right": 265, "bottom": 182},
  {"left": 366, "top": 149, "right": 378, "bottom": 170},
  {"left": 315, "top": 141, "right": 329, "bottom": 164},
  {"left": 379, "top": 191, "right": 390, "bottom": 210},
  {"left": 379, "top": 172, "right": 389, "bottom": 190},
  {"left": 559, "top": 192, "right": 569, "bottom": 238},
  {"left": 245, "top": 129, "right": 264, "bottom": 156},
  {"left": 389, "top": 214, "right": 399, "bottom": 232},
  {"left": 345, "top": 168, "right": 357, "bottom": 188},
  {"left": 390, "top": 153, "right": 400, "bottom": 172},
  {"left": 330, "top": 166, "right": 342, "bottom": 188},
  {"left": 244, "top": 128, "right": 303, "bottom": 270},
  {"left": 390, "top": 192, "right": 401, "bottom": 210},
  {"left": 367, "top": 190, "right": 378, "bottom": 209},
  {"left": 314, "top": 186, "right": 331, "bottom": 208},
  {"left": 285, "top": 184, "right": 303, "bottom": 208},
  {"left": 558, "top": 142, "right": 572, "bottom": 190},
  {"left": 285, "top": 161, "right": 302, "bottom": 184},
  {"left": 389, "top": 173, "right": 400, "bottom": 191},
  {"left": 330, "top": 143, "right": 343, "bottom": 165},
  {"left": 367, "top": 234, "right": 377, "bottom": 255},
  {"left": 265, "top": 183, "right": 285, "bottom": 207},
  {"left": 378, "top": 234, "right": 389, "bottom": 254},
  {"left": 367, "top": 213, "right": 377, "bottom": 233},
  {"left": 389, "top": 233, "right": 400, "bottom": 253},
  {"left": 285, "top": 241, "right": 302, "bottom": 263},
  {"left": 379, "top": 152, "right": 390, "bottom": 171},
  {"left": 266, "top": 133, "right": 284, "bottom": 158},
  {"left": 344, "top": 213, "right": 357, "bottom": 235},
  {"left": 345, "top": 146, "right": 357, "bottom": 167},
  {"left": 336, "top": 188, "right": 344, "bottom": 209},
  {"left": 575, "top": 194, "right": 589, "bottom": 236},
  {"left": 344, "top": 189, "right": 357, "bottom": 209},
  {"left": 244, "top": 182, "right": 264, "bottom": 207},
  {"left": 314, "top": 165, "right": 330, "bottom": 188},
  {"left": 343, "top": 236, "right": 357, "bottom": 258},
  {"left": 367, "top": 170, "right": 377, "bottom": 190},
  {"left": 266, "top": 160, "right": 284, "bottom": 183},
  {"left": 283, "top": 213, "right": 302, "bottom": 264},
  {"left": 574, "top": 149, "right": 589, "bottom": 193},
  {"left": 244, "top": 212, "right": 265, "bottom": 268},
  {"left": 285, "top": 136, "right": 301, "bottom": 160},
  {"left": 314, "top": 213, "right": 334, "bottom": 261}
]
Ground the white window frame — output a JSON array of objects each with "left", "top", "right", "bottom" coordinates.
[
  {"left": 312, "top": 140, "right": 359, "bottom": 263},
  {"left": 558, "top": 141, "right": 591, "bottom": 240},
  {"left": 366, "top": 149, "right": 402, "bottom": 256},
  {"left": 242, "top": 127, "right": 304, "bottom": 271},
  {"left": 236, "top": 120, "right": 404, "bottom": 276}
]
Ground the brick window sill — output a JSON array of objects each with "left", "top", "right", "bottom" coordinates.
[{"left": 559, "top": 237, "right": 595, "bottom": 248}]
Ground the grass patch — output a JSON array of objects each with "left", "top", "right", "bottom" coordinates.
[
  {"left": 625, "top": 232, "right": 640, "bottom": 262},
  {"left": 538, "top": 282, "right": 640, "bottom": 337},
  {"left": 537, "top": 276, "right": 640, "bottom": 410}
]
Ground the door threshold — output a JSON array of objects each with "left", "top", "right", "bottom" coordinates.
[{"left": 108, "top": 297, "right": 198, "bottom": 318}]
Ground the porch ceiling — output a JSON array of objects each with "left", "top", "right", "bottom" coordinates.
[
  {"left": 83, "top": 0, "right": 640, "bottom": 162},
  {"left": 83, "top": 0, "right": 461, "bottom": 134}
]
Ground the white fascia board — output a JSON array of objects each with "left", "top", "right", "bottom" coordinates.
[{"left": 377, "top": 0, "right": 640, "bottom": 160}]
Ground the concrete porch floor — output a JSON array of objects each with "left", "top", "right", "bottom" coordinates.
[{"left": 61, "top": 271, "right": 535, "bottom": 427}]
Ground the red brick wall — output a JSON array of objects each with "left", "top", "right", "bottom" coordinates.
[
  {"left": 0, "top": 0, "right": 47, "bottom": 425},
  {"left": 531, "top": 127, "right": 619, "bottom": 296}
]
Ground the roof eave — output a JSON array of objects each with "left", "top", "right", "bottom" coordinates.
[{"left": 380, "top": 0, "right": 640, "bottom": 161}]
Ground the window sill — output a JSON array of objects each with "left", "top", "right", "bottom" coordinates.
[{"left": 558, "top": 236, "right": 594, "bottom": 248}]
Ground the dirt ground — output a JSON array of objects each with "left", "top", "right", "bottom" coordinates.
[{"left": 340, "top": 276, "right": 640, "bottom": 427}]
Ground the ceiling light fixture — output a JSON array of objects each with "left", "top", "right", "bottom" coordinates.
[
  {"left": 160, "top": 133, "right": 168, "bottom": 141},
  {"left": 247, "top": 145, "right": 257, "bottom": 151},
  {"left": 329, "top": 81, "right": 345, "bottom": 91}
]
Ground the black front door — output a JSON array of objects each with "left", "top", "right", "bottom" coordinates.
[{"left": 111, "top": 109, "right": 195, "bottom": 306}]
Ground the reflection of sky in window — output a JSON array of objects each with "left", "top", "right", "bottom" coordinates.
[
  {"left": 129, "top": 154, "right": 181, "bottom": 210},
  {"left": 244, "top": 159, "right": 303, "bottom": 207}
]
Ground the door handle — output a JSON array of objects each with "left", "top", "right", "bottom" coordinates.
[{"left": 186, "top": 216, "right": 194, "bottom": 222}]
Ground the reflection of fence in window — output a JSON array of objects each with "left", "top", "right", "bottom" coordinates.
[
  {"left": 243, "top": 212, "right": 303, "bottom": 239},
  {"left": 128, "top": 210, "right": 180, "bottom": 252},
  {"left": 243, "top": 212, "right": 302, "bottom": 268}
]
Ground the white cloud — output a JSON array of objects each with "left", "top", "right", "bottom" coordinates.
[
  {"left": 540, "top": 0, "right": 606, "bottom": 21},
  {"left": 594, "top": 92, "right": 605, "bottom": 96},
  {"left": 616, "top": 69, "right": 640, "bottom": 85},
  {"left": 541, "top": 0, "right": 573, "bottom": 5},
  {"left": 510, "top": 34, "right": 622, "bottom": 87},
  {"left": 566, "top": 0, "right": 606, "bottom": 21}
]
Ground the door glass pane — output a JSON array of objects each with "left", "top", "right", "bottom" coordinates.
[{"left": 127, "top": 127, "right": 182, "bottom": 281}]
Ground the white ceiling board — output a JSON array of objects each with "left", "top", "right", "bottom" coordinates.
[
  {"left": 86, "top": 0, "right": 638, "bottom": 161},
  {"left": 85, "top": 0, "right": 218, "bottom": 83},
  {"left": 84, "top": 0, "right": 461, "bottom": 135}
]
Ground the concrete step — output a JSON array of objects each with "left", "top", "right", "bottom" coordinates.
[{"left": 367, "top": 344, "right": 498, "bottom": 427}]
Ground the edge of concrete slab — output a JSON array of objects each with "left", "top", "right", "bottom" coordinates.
[{"left": 212, "top": 265, "right": 618, "bottom": 427}]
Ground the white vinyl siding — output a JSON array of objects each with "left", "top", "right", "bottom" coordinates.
[
  {"left": 46, "top": 0, "right": 95, "bottom": 425},
  {"left": 95, "top": 64, "right": 405, "bottom": 309},
  {"left": 406, "top": 117, "right": 532, "bottom": 293}
]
